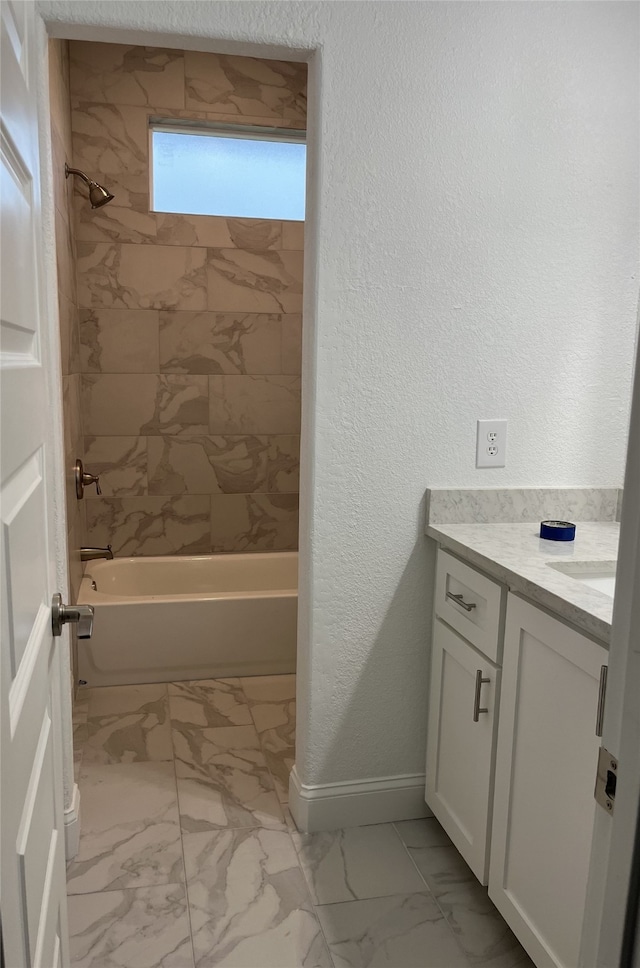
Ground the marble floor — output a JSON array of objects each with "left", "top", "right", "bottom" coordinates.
[{"left": 68, "top": 675, "right": 534, "bottom": 968}]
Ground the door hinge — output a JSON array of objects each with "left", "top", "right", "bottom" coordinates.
[{"left": 595, "top": 746, "right": 618, "bottom": 814}]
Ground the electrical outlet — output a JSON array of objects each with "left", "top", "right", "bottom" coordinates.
[{"left": 476, "top": 419, "right": 507, "bottom": 468}]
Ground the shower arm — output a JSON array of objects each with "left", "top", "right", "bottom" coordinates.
[{"left": 65, "top": 164, "right": 92, "bottom": 186}]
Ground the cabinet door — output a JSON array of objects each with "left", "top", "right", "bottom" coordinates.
[
  {"left": 426, "top": 618, "right": 500, "bottom": 883},
  {"left": 489, "top": 595, "right": 607, "bottom": 968}
]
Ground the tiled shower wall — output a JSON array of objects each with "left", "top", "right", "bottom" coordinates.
[
  {"left": 49, "top": 40, "right": 85, "bottom": 639},
  {"left": 67, "top": 43, "right": 306, "bottom": 554}
]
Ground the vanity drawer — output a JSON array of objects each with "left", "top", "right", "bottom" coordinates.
[{"left": 435, "top": 550, "right": 503, "bottom": 662}]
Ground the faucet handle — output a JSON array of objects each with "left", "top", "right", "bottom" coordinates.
[{"left": 75, "top": 458, "right": 101, "bottom": 498}]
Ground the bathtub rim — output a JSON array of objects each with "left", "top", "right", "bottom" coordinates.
[{"left": 80, "top": 550, "right": 298, "bottom": 605}]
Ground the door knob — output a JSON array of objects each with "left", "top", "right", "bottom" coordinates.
[
  {"left": 75, "top": 458, "right": 101, "bottom": 499},
  {"left": 51, "top": 593, "right": 94, "bottom": 638}
]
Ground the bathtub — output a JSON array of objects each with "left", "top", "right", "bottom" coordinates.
[{"left": 78, "top": 552, "right": 298, "bottom": 687}]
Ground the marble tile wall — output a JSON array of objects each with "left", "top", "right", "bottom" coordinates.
[
  {"left": 68, "top": 42, "right": 306, "bottom": 554},
  {"left": 49, "top": 39, "right": 85, "bottom": 686}
]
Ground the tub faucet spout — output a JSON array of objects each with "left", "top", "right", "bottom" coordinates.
[{"left": 81, "top": 545, "right": 113, "bottom": 562}]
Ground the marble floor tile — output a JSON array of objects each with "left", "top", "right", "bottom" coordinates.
[
  {"left": 182, "top": 827, "right": 332, "bottom": 967},
  {"left": 84, "top": 685, "right": 173, "bottom": 764},
  {"left": 168, "top": 678, "right": 253, "bottom": 728},
  {"left": 243, "top": 675, "right": 297, "bottom": 804},
  {"left": 400, "top": 842, "right": 477, "bottom": 900},
  {"left": 292, "top": 823, "right": 425, "bottom": 905},
  {"left": 67, "top": 761, "right": 183, "bottom": 895},
  {"left": 394, "top": 817, "right": 455, "bottom": 850},
  {"left": 241, "top": 672, "right": 297, "bottom": 705},
  {"left": 173, "top": 723, "right": 285, "bottom": 831},
  {"left": 436, "top": 881, "right": 534, "bottom": 968},
  {"left": 73, "top": 691, "right": 90, "bottom": 725},
  {"left": 316, "top": 893, "right": 470, "bottom": 968},
  {"left": 67, "top": 883, "right": 194, "bottom": 968}
]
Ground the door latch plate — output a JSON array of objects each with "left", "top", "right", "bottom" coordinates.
[{"left": 595, "top": 746, "right": 618, "bottom": 814}]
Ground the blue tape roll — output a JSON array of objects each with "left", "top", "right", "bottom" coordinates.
[{"left": 540, "top": 520, "right": 576, "bottom": 541}]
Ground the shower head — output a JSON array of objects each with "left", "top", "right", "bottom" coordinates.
[{"left": 65, "top": 164, "right": 114, "bottom": 209}]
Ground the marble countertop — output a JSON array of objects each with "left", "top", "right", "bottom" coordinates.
[{"left": 426, "top": 521, "right": 619, "bottom": 644}]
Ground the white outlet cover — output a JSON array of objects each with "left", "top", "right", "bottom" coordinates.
[{"left": 476, "top": 419, "right": 507, "bottom": 468}]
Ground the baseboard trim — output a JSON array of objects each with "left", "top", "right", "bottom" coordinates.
[
  {"left": 64, "top": 782, "right": 81, "bottom": 860},
  {"left": 288, "top": 766, "right": 431, "bottom": 832}
]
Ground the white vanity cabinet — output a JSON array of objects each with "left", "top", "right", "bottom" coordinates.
[
  {"left": 488, "top": 594, "right": 608, "bottom": 968},
  {"left": 426, "top": 618, "right": 501, "bottom": 882},
  {"left": 426, "top": 548, "right": 609, "bottom": 968},
  {"left": 426, "top": 550, "right": 504, "bottom": 883}
]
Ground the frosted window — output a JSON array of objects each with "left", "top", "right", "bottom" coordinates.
[{"left": 151, "top": 129, "right": 306, "bottom": 221}]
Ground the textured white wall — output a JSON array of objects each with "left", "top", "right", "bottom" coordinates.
[{"left": 38, "top": 1, "right": 639, "bottom": 787}]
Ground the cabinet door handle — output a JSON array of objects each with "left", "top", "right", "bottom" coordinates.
[
  {"left": 473, "top": 669, "right": 490, "bottom": 722},
  {"left": 446, "top": 590, "right": 477, "bottom": 612},
  {"left": 595, "top": 664, "right": 608, "bottom": 737}
]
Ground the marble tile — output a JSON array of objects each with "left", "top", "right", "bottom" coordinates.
[
  {"left": 71, "top": 102, "right": 149, "bottom": 177},
  {"left": 206, "top": 248, "right": 303, "bottom": 313},
  {"left": 82, "top": 374, "right": 158, "bottom": 435},
  {"left": 147, "top": 435, "right": 269, "bottom": 495},
  {"left": 58, "top": 291, "right": 77, "bottom": 377},
  {"left": 316, "top": 893, "right": 470, "bottom": 968},
  {"left": 142, "top": 376, "right": 209, "bottom": 436},
  {"left": 243, "top": 675, "right": 297, "bottom": 804},
  {"left": 436, "top": 880, "right": 534, "bottom": 968},
  {"left": 73, "top": 691, "right": 90, "bottom": 724},
  {"left": 267, "top": 435, "right": 300, "bottom": 492},
  {"left": 69, "top": 42, "right": 185, "bottom": 108},
  {"left": 77, "top": 242, "right": 207, "bottom": 311},
  {"left": 63, "top": 373, "right": 83, "bottom": 457},
  {"left": 83, "top": 436, "right": 148, "bottom": 497},
  {"left": 156, "top": 214, "right": 282, "bottom": 250},
  {"left": 282, "top": 220, "right": 305, "bottom": 250},
  {"left": 210, "top": 493, "right": 299, "bottom": 553},
  {"left": 66, "top": 761, "right": 183, "bottom": 894},
  {"left": 173, "top": 723, "right": 285, "bottom": 831},
  {"left": 55, "top": 202, "right": 76, "bottom": 305},
  {"left": 209, "top": 375, "right": 301, "bottom": 434},
  {"left": 82, "top": 375, "right": 208, "bottom": 436},
  {"left": 168, "top": 678, "right": 253, "bottom": 728},
  {"left": 292, "top": 824, "right": 425, "bottom": 905},
  {"left": 182, "top": 827, "right": 331, "bottom": 967},
  {"left": 67, "top": 884, "right": 194, "bottom": 968},
  {"left": 165, "top": 107, "right": 307, "bottom": 131},
  {"left": 184, "top": 51, "right": 307, "bottom": 121},
  {"left": 75, "top": 195, "right": 157, "bottom": 245},
  {"left": 88, "top": 683, "right": 167, "bottom": 717},
  {"left": 282, "top": 314, "right": 303, "bottom": 374},
  {"left": 394, "top": 818, "right": 455, "bottom": 850},
  {"left": 84, "top": 684, "right": 173, "bottom": 764},
  {"left": 426, "top": 487, "right": 620, "bottom": 526},
  {"left": 159, "top": 311, "right": 282, "bottom": 375},
  {"left": 241, "top": 674, "right": 297, "bottom": 706},
  {"left": 85, "top": 495, "right": 211, "bottom": 556},
  {"left": 401, "top": 843, "right": 477, "bottom": 900}
]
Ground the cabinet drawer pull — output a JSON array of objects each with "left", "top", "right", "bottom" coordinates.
[
  {"left": 446, "top": 590, "right": 477, "bottom": 612},
  {"left": 473, "top": 669, "right": 490, "bottom": 722},
  {"left": 595, "top": 664, "right": 608, "bottom": 737}
]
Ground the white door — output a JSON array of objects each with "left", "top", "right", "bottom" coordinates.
[
  {"left": 580, "top": 295, "right": 640, "bottom": 967},
  {"left": 1, "top": 2, "right": 70, "bottom": 966},
  {"left": 490, "top": 594, "right": 607, "bottom": 968},
  {"left": 425, "top": 618, "right": 500, "bottom": 883}
]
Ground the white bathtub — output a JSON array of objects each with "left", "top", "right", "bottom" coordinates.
[{"left": 78, "top": 552, "right": 298, "bottom": 687}]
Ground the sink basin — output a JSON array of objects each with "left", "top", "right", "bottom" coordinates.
[{"left": 547, "top": 561, "right": 617, "bottom": 598}]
